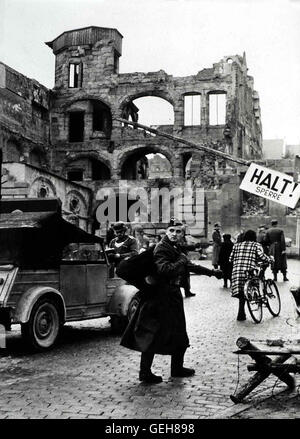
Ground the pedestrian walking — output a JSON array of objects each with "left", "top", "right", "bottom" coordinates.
[
  {"left": 264, "top": 219, "right": 288, "bottom": 281},
  {"left": 212, "top": 223, "right": 222, "bottom": 269},
  {"left": 107, "top": 222, "right": 138, "bottom": 267},
  {"left": 218, "top": 234, "right": 233, "bottom": 289},
  {"left": 229, "top": 229, "right": 271, "bottom": 321},
  {"left": 120, "top": 219, "right": 222, "bottom": 384}
]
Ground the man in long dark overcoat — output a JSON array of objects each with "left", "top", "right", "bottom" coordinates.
[
  {"left": 264, "top": 219, "right": 288, "bottom": 281},
  {"left": 120, "top": 219, "right": 222, "bottom": 384},
  {"left": 212, "top": 223, "right": 222, "bottom": 269}
]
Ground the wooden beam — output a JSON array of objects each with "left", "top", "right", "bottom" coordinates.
[
  {"left": 234, "top": 350, "right": 300, "bottom": 355},
  {"left": 247, "top": 363, "right": 300, "bottom": 373},
  {"left": 115, "top": 117, "right": 250, "bottom": 166}
]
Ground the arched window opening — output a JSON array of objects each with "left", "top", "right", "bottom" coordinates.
[
  {"left": 121, "top": 151, "right": 172, "bottom": 180},
  {"left": 209, "top": 92, "right": 226, "bottom": 125},
  {"left": 184, "top": 94, "right": 201, "bottom": 126},
  {"left": 124, "top": 96, "right": 174, "bottom": 127}
]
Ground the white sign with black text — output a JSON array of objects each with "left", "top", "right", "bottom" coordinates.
[{"left": 239, "top": 163, "right": 300, "bottom": 209}]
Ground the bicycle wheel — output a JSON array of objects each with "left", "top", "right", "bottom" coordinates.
[
  {"left": 265, "top": 279, "right": 281, "bottom": 317},
  {"left": 244, "top": 278, "right": 263, "bottom": 323}
]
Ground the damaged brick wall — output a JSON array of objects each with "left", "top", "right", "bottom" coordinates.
[
  {"left": 0, "top": 26, "right": 268, "bottom": 238},
  {"left": 0, "top": 62, "right": 50, "bottom": 167}
]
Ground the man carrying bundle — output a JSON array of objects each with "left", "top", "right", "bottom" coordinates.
[{"left": 120, "top": 219, "right": 222, "bottom": 384}]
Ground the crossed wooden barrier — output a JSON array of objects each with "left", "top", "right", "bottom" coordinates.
[{"left": 230, "top": 337, "right": 299, "bottom": 403}]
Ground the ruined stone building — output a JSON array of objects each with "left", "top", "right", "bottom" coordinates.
[{"left": 0, "top": 26, "right": 297, "bottom": 242}]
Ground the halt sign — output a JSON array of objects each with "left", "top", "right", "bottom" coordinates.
[{"left": 240, "top": 163, "right": 300, "bottom": 209}]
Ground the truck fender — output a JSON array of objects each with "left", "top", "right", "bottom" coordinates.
[
  {"left": 14, "top": 286, "right": 66, "bottom": 324},
  {"left": 107, "top": 284, "right": 139, "bottom": 317}
]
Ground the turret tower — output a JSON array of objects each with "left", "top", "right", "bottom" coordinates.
[{"left": 46, "top": 26, "right": 123, "bottom": 90}]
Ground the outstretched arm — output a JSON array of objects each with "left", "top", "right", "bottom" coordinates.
[{"left": 188, "top": 262, "right": 223, "bottom": 279}]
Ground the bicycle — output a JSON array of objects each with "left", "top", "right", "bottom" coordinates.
[{"left": 243, "top": 262, "right": 281, "bottom": 323}]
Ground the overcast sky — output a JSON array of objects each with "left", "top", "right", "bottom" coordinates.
[{"left": 1, "top": 0, "right": 300, "bottom": 143}]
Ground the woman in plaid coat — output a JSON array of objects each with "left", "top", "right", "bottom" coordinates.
[{"left": 229, "top": 229, "right": 271, "bottom": 321}]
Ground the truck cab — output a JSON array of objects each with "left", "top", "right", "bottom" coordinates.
[{"left": 0, "top": 198, "right": 139, "bottom": 351}]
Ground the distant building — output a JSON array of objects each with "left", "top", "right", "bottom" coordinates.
[
  {"left": 262, "top": 139, "right": 285, "bottom": 159},
  {"left": 284, "top": 144, "right": 300, "bottom": 158},
  {"left": 148, "top": 154, "right": 172, "bottom": 179}
]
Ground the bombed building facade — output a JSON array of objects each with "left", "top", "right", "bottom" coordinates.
[{"left": 0, "top": 26, "right": 296, "bottom": 241}]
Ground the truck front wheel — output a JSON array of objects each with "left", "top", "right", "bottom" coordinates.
[{"left": 21, "top": 298, "right": 60, "bottom": 351}]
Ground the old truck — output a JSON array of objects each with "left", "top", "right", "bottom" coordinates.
[{"left": 0, "top": 198, "right": 140, "bottom": 351}]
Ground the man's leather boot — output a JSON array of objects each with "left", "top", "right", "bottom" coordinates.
[
  {"left": 171, "top": 351, "right": 195, "bottom": 378},
  {"left": 139, "top": 352, "right": 162, "bottom": 384},
  {"left": 185, "top": 291, "right": 196, "bottom": 297}
]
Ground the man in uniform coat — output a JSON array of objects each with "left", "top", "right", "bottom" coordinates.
[
  {"left": 264, "top": 219, "right": 288, "bottom": 281},
  {"left": 107, "top": 221, "right": 138, "bottom": 267},
  {"left": 120, "top": 219, "right": 222, "bottom": 384}
]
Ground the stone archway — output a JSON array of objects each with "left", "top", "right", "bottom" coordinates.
[
  {"left": 119, "top": 91, "right": 175, "bottom": 127},
  {"left": 119, "top": 146, "right": 174, "bottom": 180}
]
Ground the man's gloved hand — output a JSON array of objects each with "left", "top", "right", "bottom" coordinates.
[{"left": 212, "top": 269, "right": 223, "bottom": 279}]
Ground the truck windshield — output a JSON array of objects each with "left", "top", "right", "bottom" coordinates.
[{"left": 62, "top": 243, "right": 106, "bottom": 262}]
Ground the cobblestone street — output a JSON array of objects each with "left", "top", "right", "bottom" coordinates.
[{"left": 1, "top": 259, "right": 300, "bottom": 419}]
